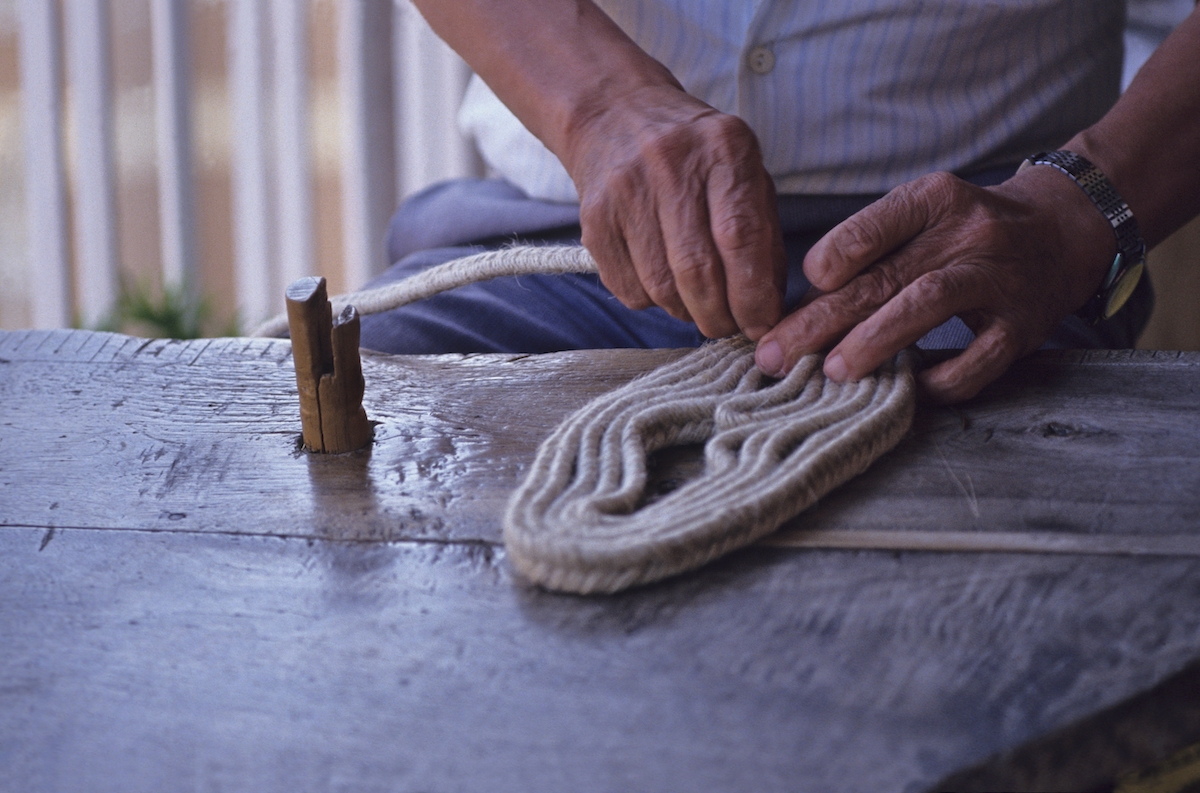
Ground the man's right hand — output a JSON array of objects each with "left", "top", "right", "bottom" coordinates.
[
  {"left": 412, "top": 0, "right": 785, "bottom": 343},
  {"left": 564, "top": 84, "right": 786, "bottom": 341}
]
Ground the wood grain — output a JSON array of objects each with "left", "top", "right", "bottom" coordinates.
[
  {"left": 317, "top": 304, "right": 372, "bottom": 452},
  {"left": 3, "top": 526, "right": 1199, "bottom": 793},
  {"left": 2, "top": 329, "right": 1199, "bottom": 792},
  {"left": 285, "top": 276, "right": 333, "bottom": 450},
  {"left": 3, "top": 331, "right": 1198, "bottom": 548},
  {"left": 284, "top": 279, "right": 372, "bottom": 453}
]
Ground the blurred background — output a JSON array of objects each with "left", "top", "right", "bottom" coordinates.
[
  {"left": 0, "top": 0, "right": 1195, "bottom": 345},
  {"left": 0, "top": 0, "right": 481, "bottom": 337}
]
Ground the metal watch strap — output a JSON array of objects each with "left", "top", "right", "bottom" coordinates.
[{"left": 1017, "top": 150, "right": 1146, "bottom": 323}]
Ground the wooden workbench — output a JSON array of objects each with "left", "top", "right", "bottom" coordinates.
[{"left": 2, "top": 329, "right": 1199, "bottom": 792}]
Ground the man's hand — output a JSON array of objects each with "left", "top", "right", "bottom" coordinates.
[
  {"left": 754, "top": 168, "right": 1117, "bottom": 404},
  {"left": 565, "top": 84, "right": 786, "bottom": 341},
  {"left": 415, "top": 0, "right": 1200, "bottom": 395},
  {"left": 410, "top": 0, "right": 785, "bottom": 342}
]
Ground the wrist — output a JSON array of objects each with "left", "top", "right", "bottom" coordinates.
[
  {"left": 519, "top": 5, "right": 683, "bottom": 163},
  {"left": 1016, "top": 151, "right": 1146, "bottom": 323},
  {"left": 554, "top": 70, "right": 690, "bottom": 175}
]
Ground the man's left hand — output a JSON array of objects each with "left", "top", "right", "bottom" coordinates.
[{"left": 753, "top": 168, "right": 1118, "bottom": 403}]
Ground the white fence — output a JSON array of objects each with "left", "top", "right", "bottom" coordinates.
[
  {"left": 4, "top": 0, "right": 1196, "bottom": 343},
  {"left": 6, "top": 0, "right": 481, "bottom": 332}
]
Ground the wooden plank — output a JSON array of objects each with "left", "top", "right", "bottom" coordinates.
[
  {"left": 0, "top": 331, "right": 1196, "bottom": 548},
  {"left": 150, "top": 0, "right": 197, "bottom": 295},
  {"left": 0, "top": 331, "right": 675, "bottom": 542},
  {"left": 228, "top": 0, "right": 274, "bottom": 326},
  {"left": 937, "top": 657, "right": 1200, "bottom": 792},
  {"left": 1, "top": 526, "right": 1198, "bottom": 792},
  {"left": 63, "top": 0, "right": 120, "bottom": 327},
  {"left": 3, "top": 332, "right": 1197, "bottom": 548},
  {"left": 17, "top": 0, "right": 71, "bottom": 329},
  {"left": 3, "top": 330, "right": 1199, "bottom": 790},
  {"left": 337, "top": 0, "right": 396, "bottom": 284},
  {"left": 793, "top": 348, "right": 1200, "bottom": 541}
]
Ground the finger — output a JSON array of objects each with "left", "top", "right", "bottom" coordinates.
[
  {"left": 657, "top": 187, "right": 738, "bottom": 337},
  {"left": 824, "top": 267, "right": 978, "bottom": 381},
  {"left": 627, "top": 207, "right": 703, "bottom": 323},
  {"left": 755, "top": 259, "right": 914, "bottom": 375},
  {"left": 582, "top": 204, "right": 676, "bottom": 316},
  {"left": 804, "top": 172, "right": 955, "bottom": 291},
  {"left": 916, "top": 323, "right": 1025, "bottom": 404},
  {"left": 706, "top": 165, "right": 786, "bottom": 340}
]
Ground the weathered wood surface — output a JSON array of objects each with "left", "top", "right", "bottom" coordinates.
[
  {"left": 2, "top": 329, "right": 1200, "bottom": 792},
  {"left": 3, "top": 329, "right": 1199, "bottom": 546}
]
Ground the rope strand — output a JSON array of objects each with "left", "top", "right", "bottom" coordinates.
[
  {"left": 251, "top": 246, "right": 598, "bottom": 338},
  {"left": 503, "top": 336, "right": 914, "bottom": 593}
]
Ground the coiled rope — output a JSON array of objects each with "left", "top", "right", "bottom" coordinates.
[{"left": 253, "top": 245, "right": 915, "bottom": 594}]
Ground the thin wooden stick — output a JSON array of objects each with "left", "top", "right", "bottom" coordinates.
[
  {"left": 285, "top": 277, "right": 371, "bottom": 453},
  {"left": 318, "top": 305, "right": 372, "bottom": 452},
  {"left": 286, "top": 277, "right": 331, "bottom": 450},
  {"left": 761, "top": 528, "right": 1200, "bottom": 557}
]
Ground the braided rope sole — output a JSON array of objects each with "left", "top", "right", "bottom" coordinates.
[{"left": 503, "top": 336, "right": 915, "bottom": 593}]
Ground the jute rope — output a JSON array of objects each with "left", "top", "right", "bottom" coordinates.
[
  {"left": 504, "top": 337, "right": 914, "bottom": 593},
  {"left": 251, "top": 246, "right": 598, "bottom": 339},
  {"left": 253, "top": 245, "right": 915, "bottom": 593}
]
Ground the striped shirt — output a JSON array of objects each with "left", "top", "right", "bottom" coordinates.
[{"left": 459, "top": 0, "right": 1126, "bottom": 202}]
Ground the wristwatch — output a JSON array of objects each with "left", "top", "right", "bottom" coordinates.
[{"left": 1017, "top": 150, "right": 1146, "bottom": 323}]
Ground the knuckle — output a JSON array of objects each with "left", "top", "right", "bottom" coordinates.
[
  {"left": 917, "top": 170, "right": 961, "bottom": 194},
  {"left": 712, "top": 210, "right": 770, "bottom": 256},
  {"left": 641, "top": 269, "right": 681, "bottom": 307},
  {"left": 850, "top": 267, "right": 905, "bottom": 312},
  {"left": 892, "top": 171, "right": 965, "bottom": 227},
  {"left": 706, "top": 113, "right": 760, "bottom": 153},
  {"left": 913, "top": 170, "right": 965, "bottom": 205},
  {"left": 868, "top": 271, "right": 902, "bottom": 307},
  {"left": 640, "top": 112, "right": 761, "bottom": 176},
  {"left": 837, "top": 214, "right": 891, "bottom": 261},
  {"left": 605, "top": 165, "right": 647, "bottom": 201},
  {"left": 639, "top": 124, "right": 702, "bottom": 171},
  {"left": 910, "top": 268, "right": 964, "bottom": 306},
  {"left": 670, "top": 250, "right": 715, "bottom": 285}
]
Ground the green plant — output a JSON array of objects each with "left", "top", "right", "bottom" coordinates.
[{"left": 91, "top": 279, "right": 240, "bottom": 339}]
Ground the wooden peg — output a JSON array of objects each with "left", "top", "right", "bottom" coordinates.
[{"left": 285, "top": 277, "right": 372, "bottom": 453}]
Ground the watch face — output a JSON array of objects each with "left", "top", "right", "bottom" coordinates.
[{"left": 1103, "top": 259, "right": 1145, "bottom": 320}]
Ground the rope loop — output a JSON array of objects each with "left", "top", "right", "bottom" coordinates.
[{"left": 503, "top": 336, "right": 915, "bottom": 593}]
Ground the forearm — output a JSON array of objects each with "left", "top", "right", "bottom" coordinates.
[
  {"left": 409, "top": 0, "right": 680, "bottom": 164},
  {"left": 411, "top": 0, "right": 787, "bottom": 341},
  {"left": 1065, "top": 4, "right": 1200, "bottom": 249},
  {"left": 757, "top": 7, "right": 1200, "bottom": 401}
]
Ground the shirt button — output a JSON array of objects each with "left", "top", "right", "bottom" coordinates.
[{"left": 747, "top": 45, "right": 775, "bottom": 75}]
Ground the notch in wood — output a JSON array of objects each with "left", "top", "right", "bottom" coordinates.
[{"left": 285, "top": 277, "right": 373, "bottom": 453}]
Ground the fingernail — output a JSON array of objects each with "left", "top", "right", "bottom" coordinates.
[
  {"left": 824, "top": 353, "right": 848, "bottom": 381},
  {"left": 756, "top": 340, "right": 785, "bottom": 376}
]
